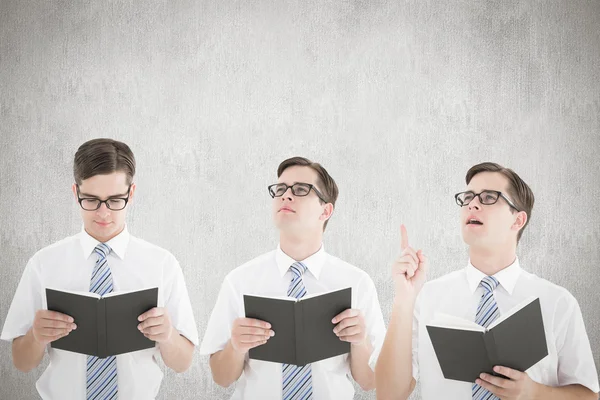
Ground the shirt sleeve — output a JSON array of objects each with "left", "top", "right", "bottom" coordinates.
[
  {"left": 356, "top": 275, "right": 385, "bottom": 372},
  {"left": 1, "top": 255, "right": 43, "bottom": 341},
  {"left": 163, "top": 254, "right": 199, "bottom": 346},
  {"left": 554, "top": 293, "right": 599, "bottom": 393},
  {"left": 199, "top": 274, "right": 242, "bottom": 356}
]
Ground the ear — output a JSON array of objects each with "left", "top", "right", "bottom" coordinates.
[
  {"left": 512, "top": 211, "right": 528, "bottom": 232},
  {"left": 72, "top": 183, "right": 78, "bottom": 201},
  {"left": 319, "top": 203, "right": 334, "bottom": 222},
  {"left": 127, "top": 183, "right": 136, "bottom": 205}
]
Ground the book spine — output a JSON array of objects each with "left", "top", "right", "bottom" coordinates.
[
  {"left": 97, "top": 298, "right": 108, "bottom": 358},
  {"left": 294, "top": 301, "right": 304, "bottom": 366},
  {"left": 483, "top": 330, "right": 499, "bottom": 371}
]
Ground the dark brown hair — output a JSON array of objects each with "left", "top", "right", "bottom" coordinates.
[
  {"left": 277, "top": 157, "right": 339, "bottom": 231},
  {"left": 466, "top": 162, "right": 534, "bottom": 242},
  {"left": 74, "top": 139, "right": 136, "bottom": 185}
]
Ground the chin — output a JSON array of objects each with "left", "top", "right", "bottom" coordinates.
[
  {"left": 462, "top": 232, "right": 482, "bottom": 247},
  {"left": 275, "top": 213, "right": 297, "bottom": 225},
  {"left": 88, "top": 223, "right": 121, "bottom": 241},
  {"left": 94, "top": 227, "right": 115, "bottom": 239},
  {"left": 274, "top": 219, "right": 289, "bottom": 230}
]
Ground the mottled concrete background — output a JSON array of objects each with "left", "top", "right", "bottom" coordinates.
[{"left": 1, "top": 1, "right": 599, "bottom": 399}]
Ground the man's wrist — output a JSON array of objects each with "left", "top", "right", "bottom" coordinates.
[
  {"left": 532, "top": 381, "right": 548, "bottom": 400},
  {"left": 392, "top": 294, "right": 415, "bottom": 312},
  {"left": 160, "top": 327, "right": 179, "bottom": 347},
  {"left": 27, "top": 327, "right": 44, "bottom": 347},
  {"left": 227, "top": 338, "right": 247, "bottom": 358},
  {"left": 350, "top": 336, "right": 372, "bottom": 354}
]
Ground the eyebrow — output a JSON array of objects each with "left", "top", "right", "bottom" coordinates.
[{"left": 78, "top": 191, "right": 129, "bottom": 199}]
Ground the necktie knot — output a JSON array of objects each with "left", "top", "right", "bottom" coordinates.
[
  {"left": 289, "top": 262, "right": 308, "bottom": 279},
  {"left": 480, "top": 275, "right": 499, "bottom": 293},
  {"left": 94, "top": 243, "right": 112, "bottom": 260}
]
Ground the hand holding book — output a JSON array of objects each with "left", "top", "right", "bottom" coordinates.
[
  {"left": 230, "top": 318, "right": 275, "bottom": 354},
  {"left": 137, "top": 307, "right": 177, "bottom": 343},
  {"left": 32, "top": 310, "right": 77, "bottom": 346},
  {"left": 476, "top": 365, "right": 541, "bottom": 399},
  {"left": 332, "top": 308, "right": 366, "bottom": 346}
]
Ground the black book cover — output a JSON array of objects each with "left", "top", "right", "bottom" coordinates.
[
  {"left": 426, "top": 297, "right": 548, "bottom": 383},
  {"left": 244, "top": 287, "right": 351, "bottom": 366},
  {"left": 46, "top": 287, "right": 158, "bottom": 358}
]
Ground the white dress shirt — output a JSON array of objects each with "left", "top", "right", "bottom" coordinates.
[
  {"left": 410, "top": 257, "right": 599, "bottom": 398},
  {"left": 199, "top": 245, "right": 386, "bottom": 399},
  {"left": 1, "top": 227, "right": 199, "bottom": 400}
]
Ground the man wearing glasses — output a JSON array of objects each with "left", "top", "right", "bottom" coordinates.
[
  {"left": 1, "top": 139, "right": 198, "bottom": 399},
  {"left": 200, "top": 156, "right": 386, "bottom": 399},
  {"left": 375, "top": 162, "right": 599, "bottom": 399}
]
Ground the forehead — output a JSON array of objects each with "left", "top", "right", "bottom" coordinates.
[
  {"left": 79, "top": 172, "right": 129, "bottom": 196},
  {"left": 467, "top": 172, "right": 510, "bottom": 192},
  {"left": 277, "top": 166, "right": 319, "bottom": 185}
]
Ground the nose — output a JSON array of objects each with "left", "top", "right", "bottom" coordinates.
[
  {"left": 468, "top": 196, "right": 482, "bottom": 211},
  {"left": 281, "top": 187, "right": 294, "bottom": 201},
  {"left": 96, "top": 202, "right": 111, "bottom": 217}
]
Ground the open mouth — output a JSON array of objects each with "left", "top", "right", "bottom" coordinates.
[{"left": 466, "top": 218, "right": 483, "bottom": 225}]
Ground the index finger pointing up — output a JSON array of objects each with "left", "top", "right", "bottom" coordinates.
[{"left": 400, "top": 224, "right": 409, "bottom": 251}]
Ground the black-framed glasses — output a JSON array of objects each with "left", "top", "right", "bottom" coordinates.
[
  {"left": 76, "top": 184, "right": 132, "bottom": 211},
  {"left": 454, "top": 190, "right": 520, "bottom": 211},
  {"left": 268, "top": 182, "right": 327, "bottom": 203}
]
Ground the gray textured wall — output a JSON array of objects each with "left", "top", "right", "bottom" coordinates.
[{"left": 1, "top": 1, "right": 599, "bottom": 399}]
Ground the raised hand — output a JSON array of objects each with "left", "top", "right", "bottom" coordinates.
[{"left": 392, "top": 224, "right": 428, "bottom": 300}]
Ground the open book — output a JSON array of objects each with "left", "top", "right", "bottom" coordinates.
[
  {"left": 243, "top": 287, "right": 351, "bottom": 366},
  {"left": 46, "top": 287, "right": 158, "bottom": 358},
  {"left": 426, "top": 297, "right": 548, "bottom": 383}
]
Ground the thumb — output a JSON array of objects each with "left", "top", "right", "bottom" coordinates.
[{"left": 416, "top": 250, "right": 428, "bottom": 277}]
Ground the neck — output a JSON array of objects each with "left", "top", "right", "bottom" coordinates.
[
  {"left": 279, "top": 230, "right": 323, "bottom": 261},
  {"left": 469, "top": 243, "right": 517, "bottom": 276}
]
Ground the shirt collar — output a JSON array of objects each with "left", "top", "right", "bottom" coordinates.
[
  {"left": 276, "top": 244, "right": 326, "bottom": 280},
  {"left": 79, "top": 225, "right": 130, "bottom": 260},
  {"left": 465, "top": 257, "right": 522, "bottom": 295}
]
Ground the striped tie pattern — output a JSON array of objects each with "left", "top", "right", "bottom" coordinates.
[
  {"left": 86, "top": 243, "right": 118, "bottom": 400},
  {"left": 472, "top": 275, "right": 500, "bottom": 400},
  {"left": 282, "top": 262, "right": 313, "bottom": 400}
]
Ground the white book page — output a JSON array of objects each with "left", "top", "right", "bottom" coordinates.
[
  {"left": 45, "top": 287, "right": 100, "bottom": 299},
  {"left": 300, "top": 287, "right": 351, "bottom": 301},
  {"left": 244, "top": 293, "right": 297, "bottom": 302},
  {"left": 487, "top": 296, "right": 537, "bottom": 330},
  {"left": 102, "top": 287, "right": 158, "bottom": 298},
  {"left": 244, "top": 287, "right": 351, "bottom": 302},
  {"left": 427, "top": 313, "right": 486, "bottom": 332}
]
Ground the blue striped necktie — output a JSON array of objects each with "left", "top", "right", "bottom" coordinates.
[
  {"left": 86, "top": 243, "right": 118, "bottom": 400},
  {"left": 282, "top": 262, "right": 313, "bottom": 400},
  {"left": 472, "top": 275, "right": 500, "bottom": 400}
]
